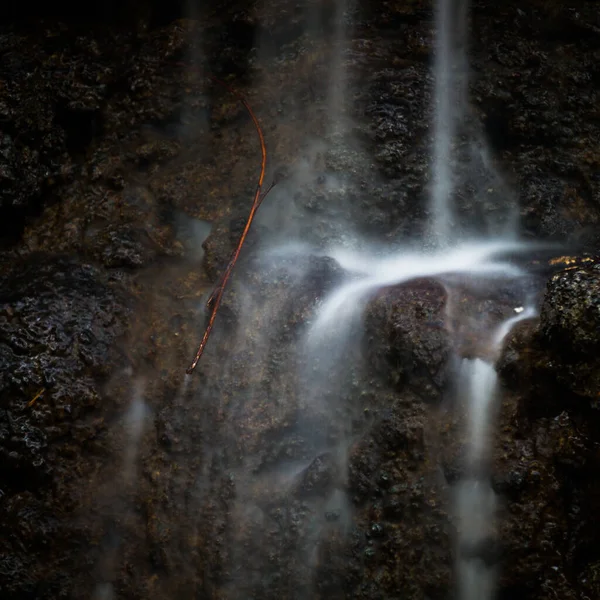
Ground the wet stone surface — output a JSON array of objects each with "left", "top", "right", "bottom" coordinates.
[
  {"left": 538, "top": 262, "right": 600, "bottom": 400},
  {"left": 0, "top": 1, "right": 600, "bottom": 599},
  {"left": 492, "top": 260, "right": 600, "bottom": 599},
  {"left": 365, "top": 279, "right": 450, "bottom": 401},
  {"left": 0, "top": 255, "right": 131, "bottom": 598}
]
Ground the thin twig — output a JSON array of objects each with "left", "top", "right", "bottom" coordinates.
[
  {"left": 186, "top": 78, "right": 267, "bottom": 375},
  {"left": 205, "top": 179, "right": 278, "bottom": 312},
  {"left": 27, "top": 388, "right": 46, "bottom": 408}
]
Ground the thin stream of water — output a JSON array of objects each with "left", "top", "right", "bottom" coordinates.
[
  {"left": 327, "top": 0, "right": 352, "bottom": 136},
  {"left": 430, "top": 0, "right": 471, "bottom": 244},
  {"left": 123, "top": 378, "right": 148, "bottom": 481},
  {"left": 94, "top": 378, "right": 148, "bottom": 599},
  {"left": 456, "top": 305, "right": 537, "bottom": 600}
]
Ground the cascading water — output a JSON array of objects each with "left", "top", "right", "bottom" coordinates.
[
  {"left": 308, "top": 241, "right": 529, "bottom": 341},
  {"left": 427, "top": 0, "right": 539, "bottom": 596},
  {"left": 123, "top": 378, "right": 148, "bottom": 482},
  {"left": 430, "top": 0, "right": 470, "bottom": 244},
  {"left": 300, "top": 0, "right": 543, "bottom": 597},
  {"left": 455, "top": 306, "right": 537, "bottom": 600},
  {"left": 162, "top": 6, "right": 365, "bottom": 594},
  {"left": 124, "top": 0, "right": 552, "bottom": 596}
]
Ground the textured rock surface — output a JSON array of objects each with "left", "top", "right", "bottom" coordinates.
[
  {"left": 365, "top": 279, "right": 450, "bottom": 399},
  {"left": 0, "top": 1, "right": 600, "bottom": 599},
  {"left": 493, "top": 258, "right": 600, "bottom": 599},
  {"left": 0, "top": 256, "right": 131, "bottom": 598},
  {"left": 539, "top": 262, "right": 600, "bottom": 399}
]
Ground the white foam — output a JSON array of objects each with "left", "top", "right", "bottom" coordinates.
[{"left": 308, "top": 239, "right": 530, "bottom": 346}]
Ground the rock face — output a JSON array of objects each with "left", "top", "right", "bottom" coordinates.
[
  {"left": 1, "top": 1, "right": 600, "bottom": 600},
  {"left": 0, "top": 256, "right": 130, "bottom": 598},
  {"left": 365, "top": 279, "right": 450, "bottom": 400},
  {"left": 539, "top": 262, "right": 600, "bottom": 400},
  {"left": 492, "top": 258, "right": 600, "bottom": 599},
  {"left": 500, "top": 258, "right": 600, "bottom": 416}
]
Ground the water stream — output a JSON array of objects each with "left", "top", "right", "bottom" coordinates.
[
  {"left": 229, "top": 0, "right": 536, "bottom": 593},
  {"left": 430, "top": 0, "right": 471, "bottom": 244},
  {"left": 100, "top": 0, "right": 549, "bottom": 596},
  {"left": 455, "top": 306, "right": 537, "bottom": 600},
  {"left": 301, "top": 0, "right": 541, "bottom": 598}
]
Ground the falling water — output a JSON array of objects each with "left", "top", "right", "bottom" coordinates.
[
  {"left": 308, "top": 240, "right": 529, "bottom": 341},
  {"left": 455, "top": 306, "right": 537, "bottom": 600},
  {"left": 93, "top": 377, "right": 148, "bottom": 599},
  {"left": 144, "top": 0, "right": 550, "bottom": 596},
  {"left": 461, "top": 306, "right": 537, "bottom": 468},
  {"left": 427, "top": 0, "right": 542, "bottom": 595},
  {"left": 430, "top": 0, "right": 471, "bottom": 243},
  {"left": 304, "top": 234, "right": 546, "bottom": 600},
  {"left": 327, "top": 0, "right": 352, "bottom": 135},
  {"left": 303, "top": 0, "right": 544, "bottom": 596},
  {"left": 123, "top": 378, "right": 148, "bottom": 482}
]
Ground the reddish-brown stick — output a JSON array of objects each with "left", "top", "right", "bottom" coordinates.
[
  {"left": 186, "top": 78, "right": 267, "bottom": 375},
  {"left": 204, "top": 180, "right": 277, "bottom": 312}
]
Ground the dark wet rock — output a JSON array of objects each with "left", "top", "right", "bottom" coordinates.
[
  {"left": 0, "top": 255, "right": 129, "bottom": 487},
  {"left": 459, "top": 536, "right": 502, "bottom": 568},
  {"left": 0, "top": 26, "right": 124, "bottom": 242},
  {"left": 348, "top": 436, "right": 382, "bottom": 503},
  {"left": 497, "top": 319, "right": 538, "bottom": 388},
  {"left": 540, "top": 263, "right": 600, "bottom": 350},
  {"left": 365, "top": 279, "right": 449, "bottom": 401},
  {"left": 469, "top": 0, "right": 600, "bottom": 250},
  {"left": 303, "top": 255, "right": 345, "bottom": 293},
  {"left": 348, "top": 395, "right": 428, "bottom": 503},
  {"left": 493, "top": 424, "right": 600, "bottom": 600},
  {"left": 441, "top": 449, "right": 467, "bottom": 486},
  {"left": 540, "top": 412, "right": 590, "bottom": 471},
  {"left": 494, "top": 460, "right": 569, "bottom": 597},
  {"left": 493, "top": 355, "right": 600, "bottom": 600},
  {"left": 580, "top": 560, "right": 600, "bottom": 600},
  {"left": 498, "top": 258, "right": 600, "bottom": 423},
  {"left": 519, "top": 173, "right": 600, "bottom": 246},
  {"left": 491, "top": 468, "right": 527, "bottom": 498},
  {"left": 0, "top": 254, "right": 130, "bottom": 598},
  {"left": 84, "top": 223, "right": 158, "bottom": 268},
  {"left": 1, "top": 1, "right": 600, "bottom": 599},
  {"left": 371, "top": 410, "right": 425, "bottom": 455},
  {"left": 538, "top": 262, "right": 600, "bottom": 401},
  {"left": 202, "top": 217, "right": 255, "bottom": 281},
  {"left": 348, "top": 467, "right": 452, "bottom": 600}
]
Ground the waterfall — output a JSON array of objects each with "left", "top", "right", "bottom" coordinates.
[
  {"left": 306, "top": 0, "right": 540, "bottom": 597},
  {"left": 430, "top": 0, "right": 471, "bottom": 244},
  {"left": 166, "top": 0, "right": 545, "bottom": 597},
  {"left": 455, "top": 306, "right": 536, "bottom": 600}
]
